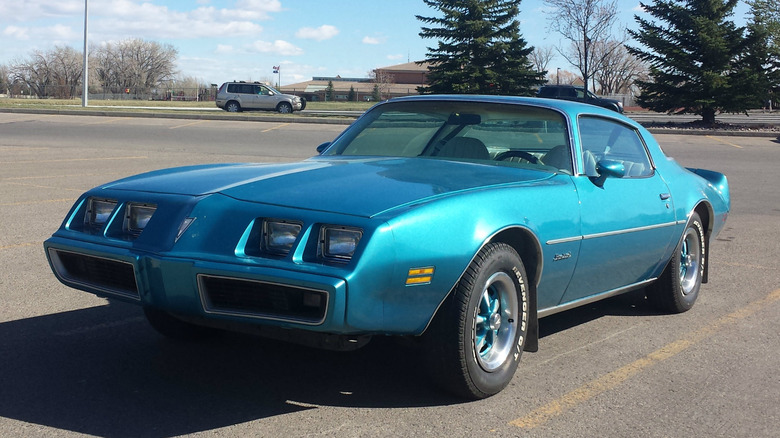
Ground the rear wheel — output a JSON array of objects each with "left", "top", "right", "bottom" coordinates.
[
  {"left": 225, "top": 101, "right": 241, "bottom": 112},
  {"left": 423, "top": 242, "right": 528, "bottom": 399},
  {"left": 648, "top": 212, "right": 705, "bottom": 313}
]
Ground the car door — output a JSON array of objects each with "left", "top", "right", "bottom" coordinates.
[
  {"left": 253, "top": 85, "right": 277, "bottom": 110},
  {"left": 559, "top": 116, "right": 677, "bottom": 304}
]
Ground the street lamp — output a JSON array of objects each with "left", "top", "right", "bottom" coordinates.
[{"left": 82, "top": 0, "right": 88, "bottom": 107}]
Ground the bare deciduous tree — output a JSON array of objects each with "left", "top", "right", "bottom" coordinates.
[
  {"left": 545, "top": 69, "right": 581, "bottom": 85},
  {"left": 530, "top": 46, "right": 556, "bottom": 73},
  {"left": 10, "top": 46, "right": 82, "bottom": 98},
  {"left": 591, "top": 40, "right": 647, "bottom": 94},
  {"left": 370, "top": 68, "right": 395, "bottom": 100},
  {"left": 93, "top": 39, "right": 178, "bottom": 94},
  {"left": 544, "top": 0, "right": 619, "bottom": 96}
]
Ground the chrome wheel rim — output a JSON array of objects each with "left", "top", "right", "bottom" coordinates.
[
  {"left": 679, "top": 228, "right": 701, "bottom": 295},
  {"left": 474, "top": 272, "right": 518, "bottom": 372}
]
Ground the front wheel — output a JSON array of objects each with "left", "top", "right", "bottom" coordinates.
[
  {"left": 423, "top": 242, "right": 529, "bottom": 399},
  {"left": 648, "top": 212, "right": 705, "bottom": 313},
  {"left": 277, "top": 102, "right": 293, "bottom": 114}
]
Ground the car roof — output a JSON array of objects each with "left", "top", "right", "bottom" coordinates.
[{"left": 380, "top": 94, "right": 629, "bottom": 122}]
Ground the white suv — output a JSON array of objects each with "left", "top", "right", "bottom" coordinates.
[{"left": 216, "top": 82, "right": 305, "bottom": 113}]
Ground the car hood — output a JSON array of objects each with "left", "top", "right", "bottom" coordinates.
[{"left": 103, "top": 157, "right": 554, "bottom": 218}]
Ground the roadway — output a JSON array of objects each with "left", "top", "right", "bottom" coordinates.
[{"left": 0, "top": 113, "right": 778, "bottom": 437}]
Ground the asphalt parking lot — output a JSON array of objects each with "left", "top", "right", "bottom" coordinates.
[{"left": 1, "top": 113, "right": 778, "bottom": 437}]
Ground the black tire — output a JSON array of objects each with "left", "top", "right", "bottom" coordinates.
[
  {"left": 423, "top": 242, "right": 529, "bottom": 399},
  {"left": 225, "top": 101, "right": 241, "bottom": 112},
  {"left": 277, "top": 102, "right": 293, "bottom": 114},
  {"left": 648, "top": 212, "right": 705, "bottom": 313},
  {"left": 143, "top": 307, "right": 214, "bottom": 341},
  {"left": 299, "top": 97, "right": 307, "bottom": 111}
]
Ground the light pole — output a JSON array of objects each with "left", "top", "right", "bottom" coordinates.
[
  {"left": 82, "top": 0, "right": 88, "bottom": 107},
  {"left": 556, "top": 68, "right": 561, "bottom": 85}
]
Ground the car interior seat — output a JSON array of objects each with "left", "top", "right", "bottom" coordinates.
[{"left": 436, "top": 137, "right": 490, "bottom": 160}]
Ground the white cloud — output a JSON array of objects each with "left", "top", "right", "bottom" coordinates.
[
  {"left": 362, "top": 36, "right": 381, "bottom": 45},
  {"left": 3, "top": 25, "right": 30, "bottom": 40},
  {"left": 248, "top": 40, "right": 304, "bottom": 56},
  {"left": 215, "top": 44, "right": 235, "bottom": 54},
  {"left": 295, "top": 25, "right": 339, "bottom": 41}
]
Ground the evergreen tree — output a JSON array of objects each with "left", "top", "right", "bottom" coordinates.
[
  {"left": 417, "top": 0, "right": 544, "bottom": 95},
  {"left": 746, "top": 0, "right": 780, "bottom": 108},
  {"left": 628, "top": 0, "right": 757, "bottom": 123},
  {"left": 325, "top": 80, "right": 335, "bottom": 101}
]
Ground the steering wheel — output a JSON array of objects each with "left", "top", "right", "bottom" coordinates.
[{"left": 494, "top": 150, "right": 539, "bottom": 164}]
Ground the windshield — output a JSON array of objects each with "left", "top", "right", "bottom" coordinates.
[{"left": 324, "top": 100, "right": 572, "bottom": 174}]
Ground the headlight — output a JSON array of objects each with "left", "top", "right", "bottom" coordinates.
[
  {"left": 320, "top": 226, "right": 362, "bottom": 261},
  {"left": 262, "top": 220, "right": 302, "bottom": 255},
  {"left": 85, "top": 198, "right": 117, "bottom": 231},
  {"left": 124, "top": 203, "right": 156, "bottom": 236}
]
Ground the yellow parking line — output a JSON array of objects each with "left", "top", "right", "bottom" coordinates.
[
  {"left": 509, "top": 288, "right": 780, "bottom": 429},
  {"left": 0, "top": 198, "right": 75, "bottom": 207},
  {"left": 82, "top": 118, "right": 122, "bottom": 125},
  {"left": 169, "top": 120, "right": 209, "bottom": 129},
  {"left": 262, "top": 123, "right": 290, "bottom": 133},
  {"left": 705, "top": 135, "right": 744, "bottom": 149},
  {"left": 0, "top": 156, "right": 147, "bottom": 164},
  {"left": 0, "top": 242, "right": 40, "bottom": 251},
  {"left": 6, "top": 181, "right": 84, "bottom": 192}
]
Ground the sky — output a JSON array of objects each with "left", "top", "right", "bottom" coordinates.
[{"left": 0, "top": 0, "right": 753, "bottom": 87}]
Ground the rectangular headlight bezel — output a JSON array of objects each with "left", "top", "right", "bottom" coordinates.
[
  {"left": 123, "top": 203, "right": 157, "bottom": 236},
  {"left": 85, "top": 197, "right": 118, "bottom": 232},
  {"left": 319, "top": 225, "right": 363, "bottom": 262},
  {"left": 261, "top": 219, "right": 303, "bottom": 256}
]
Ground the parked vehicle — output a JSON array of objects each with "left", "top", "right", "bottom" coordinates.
[
  {"left": 45, "top": 95, "right": 729, "bottom": 399},
  {"left": 537, "top": 85, "right": 624, "bottom": 113},
  {"left": 216, "top": 81, "right": 305, "bottom": 113}
]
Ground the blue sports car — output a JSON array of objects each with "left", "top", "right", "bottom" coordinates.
[{"left": 44, "top": 95, "right": 729, "bottom": 399}]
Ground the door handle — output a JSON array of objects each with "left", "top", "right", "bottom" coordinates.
[{"left": 659, "top": 193, "right": 671, "bottom": 200}]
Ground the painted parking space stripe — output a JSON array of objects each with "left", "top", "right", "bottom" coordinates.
[
  {"left": 169, "top": 120, "right": 209, "bottom": 129},
  {"left": 0, "top": 156, "right": 148, "bottom": 165},
  {"left": 509, "top": 288, "right": 780, "bottom": 429},
  {"left": 0, "top": 198, "right": 75, "bottom": 207},
  {"left": 262, "top": 122, "right": 291, "bottom": 132},
  {"left": 0, "top": 242, "right": 40, "bottom": 251},
  {"left": 705, "top": 135, "right": 744, "bottom": 149}
]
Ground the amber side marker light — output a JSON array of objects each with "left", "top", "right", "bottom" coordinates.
[{"left": 406, "top": 267, "right": 434, "bottom": 285}]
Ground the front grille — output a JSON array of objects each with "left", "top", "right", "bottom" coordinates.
[
  {"left": 49, "top": 249, "right": 139, "bottom": 299},
  {"left": 198, "top": 275, "right": 327, "bottom": 325}
]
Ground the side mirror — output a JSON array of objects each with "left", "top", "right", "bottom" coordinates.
[
  {"left": 316, "top": 142, "right": 331, "bottom": 155},
  {"left": 590, "top": 159, "right": 625, "bottom": 187}
]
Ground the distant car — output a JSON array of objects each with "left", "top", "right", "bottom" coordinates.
[
  {"left": 538, "top": 84, "right": 624, "bottom": 113},
  {"left": 216, "top": 81, "right": 305, "bottom": 113},
  {"left": 45, "top": 95, "right": 729, "bottom": 399}
]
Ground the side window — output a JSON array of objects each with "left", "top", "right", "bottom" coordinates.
[
  {"left": 579, "top": 116, "right": 653, "bottom": 178},
  {"left": 227, "top": 83, "right": 239, "bottom": 93}
]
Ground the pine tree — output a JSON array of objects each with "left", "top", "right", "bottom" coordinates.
[
  {"left": 417, "top": 0, "right": 544, "bottom": 95},
  {"left": 628, "top": 0, "right": 757, "bottom": 124},
  {"left": 746, "top": 0, "right": 780, "bottom": 108},
  {"left": 325, "top": 80, "right": 335, "bottom": 102}
]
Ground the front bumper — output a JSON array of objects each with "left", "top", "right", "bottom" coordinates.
[{"left": 44, "top": 237, "right": 358, "bottom": 334}]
